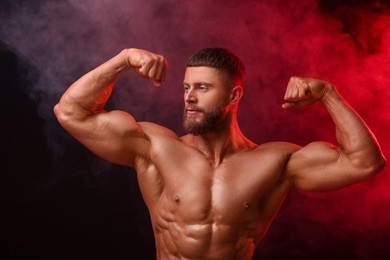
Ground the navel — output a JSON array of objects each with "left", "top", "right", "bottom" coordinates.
[
  {"left": 175, "top": 195, "right": 180, "bottom": 203},
  {"left": 244, "top": 201, "right": 250, "bottom": 210}
]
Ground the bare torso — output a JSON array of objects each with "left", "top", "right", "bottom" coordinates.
[
  {"left": 135, "top": 124, "right": 295, "bottom": 260},
  {"left": 53, "top": 48, "right": 385, "bottom": 259}
]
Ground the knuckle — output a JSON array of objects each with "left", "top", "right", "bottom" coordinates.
[
  {"left": 144, "top": 54, "right": 153, "bottom": 62},
  {"left": 158, "top": 56, "right": 167, "bottom": 66}
]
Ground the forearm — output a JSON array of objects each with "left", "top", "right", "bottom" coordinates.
[
  {"left": 322, "top": 84, "right": 386, "bottom": 172},
  {"left": 54, "top": 49, "right": 130, "bottom": 120}
]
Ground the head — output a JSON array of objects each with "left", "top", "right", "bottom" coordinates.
[
  {"left": 186, "top": 48, "right": 246, "bottom": 87},
  {"left": 183, "top": 48, "right": 246, "bottom": 135}
]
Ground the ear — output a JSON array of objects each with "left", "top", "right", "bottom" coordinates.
[{"left": 230, "top": 86, "right": 243, "bottom": 104}]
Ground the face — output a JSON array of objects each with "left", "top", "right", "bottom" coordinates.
[{"left": 182, "top": 66, "right": 233, "bottom": 135}]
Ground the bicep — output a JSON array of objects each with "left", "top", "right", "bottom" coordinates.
[
  {"left": 285, "top": 141, "right": 370, "bottom": 192},
  {"left": 59, "top": 109, "right": 150, "bottom": 167}
]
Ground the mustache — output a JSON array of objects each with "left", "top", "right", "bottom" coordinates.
[{"left": 184, "top": 105, "right": 204, "bottom": 112}]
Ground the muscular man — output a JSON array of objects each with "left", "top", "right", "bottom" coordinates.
[{"left": 54, "top": 48, "right": 385, "bottom": 259}]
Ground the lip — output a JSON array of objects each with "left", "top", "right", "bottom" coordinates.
[
  {"left": 186, "top": 109, "right": 199, "bottom": 115},
  {"left": 185, "top": 107, "right": 202, "bottom": 116}
]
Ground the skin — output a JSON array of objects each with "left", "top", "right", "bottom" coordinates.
[{"left": 54, "top": 48, "right": 386, "bottom": 259}]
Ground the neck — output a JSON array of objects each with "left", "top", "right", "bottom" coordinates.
[{"left": 184, "top": 112, "right": 255, "bottom": 166}]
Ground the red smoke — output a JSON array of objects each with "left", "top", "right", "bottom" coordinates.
[
  {"left": 0, "top": 0, "right": 389, "bottom": 258},
  {"left": 254, "top": 2, "right": 390, "bottom": 259}
]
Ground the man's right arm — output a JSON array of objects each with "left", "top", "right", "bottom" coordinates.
[{"left": 53, "top": 48, "right": 167, "bottom": 167}]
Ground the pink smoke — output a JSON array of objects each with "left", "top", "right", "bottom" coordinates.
[{"left": 0, "top": 0, "right": 389, "bottom": 258}]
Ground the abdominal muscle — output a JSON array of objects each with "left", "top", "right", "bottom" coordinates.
[
  {"left": 149, "top": 189, "right": 268, "bottom": 260},
  {"left": 153, "top": 215, "right": 259, "bottom": 260}
]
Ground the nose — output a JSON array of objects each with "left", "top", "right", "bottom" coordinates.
[{"left": 184, "top": 88, "right": 197, "bottom": 104}]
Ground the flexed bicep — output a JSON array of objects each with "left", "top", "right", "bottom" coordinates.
[
  {"left": 282, "top": 76, "right": 385, "bottom": 192},
  {"left": 285, "top": 141, "right": 374, "bottom": 192},
  {"left": 54, "top": 48, "right": 170, "bottom": 167},
  {"left": 63, "top": 109, "right": 151, "bottom": 167}
]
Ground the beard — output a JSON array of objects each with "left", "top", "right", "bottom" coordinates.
[{"left": 183, "top": 105, "right": 226, "bottom": 135}]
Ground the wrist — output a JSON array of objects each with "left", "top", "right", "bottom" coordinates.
[
  {"left": 119, "top": 48, "right": 135, "bottom": 70},
  {"left": 321, "top": 83, "right": 343, "bottom": 108}
]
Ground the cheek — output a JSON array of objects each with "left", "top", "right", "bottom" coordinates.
[
  {"left": 203, "top": 98, "right": 229, "bottom": 112},
  {"left": 217, "top": 93, "right": 232, "bottom": 107}
]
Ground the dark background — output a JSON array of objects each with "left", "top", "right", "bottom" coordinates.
[{"left": 1, "top": 0, "right": 390, "bottom": 259}]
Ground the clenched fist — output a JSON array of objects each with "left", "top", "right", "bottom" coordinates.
[
  {"left": 124, "top": 48, "right": 168, "bottom": 87},
  {"left": 282, "top": 77, "right": 333, "bottom": 109}
]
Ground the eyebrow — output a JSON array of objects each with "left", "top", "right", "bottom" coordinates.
[{"left": 183, "top": 82, "right": 213, "bottom": 87}]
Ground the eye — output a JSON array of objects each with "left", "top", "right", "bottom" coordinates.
[
  {"left": 199, "top": 85, "right": 207, "bottom": 92},
  {"left": 183, "top": 85, "right": 190, "bottom": 92}
]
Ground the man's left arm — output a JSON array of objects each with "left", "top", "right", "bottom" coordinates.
[{"left": 283, "top": 77, "right": 386, "bottom": 192}]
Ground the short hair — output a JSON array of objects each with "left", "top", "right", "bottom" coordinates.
[{"left": 186, "top": 48, "right": 246, "bottom": 86}]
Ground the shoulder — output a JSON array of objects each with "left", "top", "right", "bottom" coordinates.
[
  {"left": 134, "top": 122, "right": 185, "bottom": 172},
  {"left": 254, "top": 141, "right": 301, "bottom": 154},
  {"left": 248, "top": 142, "right": 302, "bottom": 173},
  {"left": 230, "top": 141, "right": 301, "bottom": 168},
  {"left": 139, "top": 121, "right": 180, "bottom": 140},
  {"left": 138, "top": 122, "right": 193, "bottom": 158}
]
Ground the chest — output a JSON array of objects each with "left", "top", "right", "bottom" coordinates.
[{"left": 141, "top": 150, "right": 288, "bottom": 225}]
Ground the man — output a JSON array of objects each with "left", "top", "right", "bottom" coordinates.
[{"left": 54, "top": 48, "right": 385, "bottom": 259}]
